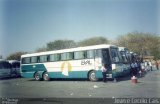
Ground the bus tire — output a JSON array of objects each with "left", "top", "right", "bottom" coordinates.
[
  {"left": 34, "top": 72, "right": 41, "bottom": 81},
  {"left": 88, "top": 70, "right": 98, "bottom": 82},
  {"left": 43, "top": 72, "right": 50, "bottom": 81}
]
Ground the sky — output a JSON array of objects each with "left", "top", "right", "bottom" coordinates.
[{"left": 0, "top": 0, "right": 160, "bottom": 58}]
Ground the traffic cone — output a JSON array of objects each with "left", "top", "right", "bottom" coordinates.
[{"left": 131, "top": 76, "right": 137, "bottom": 84}]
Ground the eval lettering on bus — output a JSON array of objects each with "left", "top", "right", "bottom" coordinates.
[{"left": 81, "top": 60, "right": 92, "bottom": 65}]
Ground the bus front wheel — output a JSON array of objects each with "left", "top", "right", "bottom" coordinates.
[
  {"left": 88, "top": 70, "right": 98, "bottom": 81},
  {"left": 43, "top": 72, "right": 50, "bottom": 81},
  {"left": 34, "top": 72, "right": 41, "bottom": 81}
]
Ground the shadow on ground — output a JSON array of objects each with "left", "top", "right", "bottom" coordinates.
[{"left": 0, "top": 76, "right": 21, "bottom": 80}]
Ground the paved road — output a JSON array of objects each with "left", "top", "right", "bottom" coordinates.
[{"left": 0, "top": 69, "right": 160, "bottom": 98}]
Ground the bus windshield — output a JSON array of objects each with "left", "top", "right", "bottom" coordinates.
[
  {"left": 120, "top": 51, "right": 128, "bottom": 63},
  {"left": 0, "top": 61, "right": 11, "bottom": 69},
  {"left": 110, "top": 48, "right": 122, "bottom": 63}
]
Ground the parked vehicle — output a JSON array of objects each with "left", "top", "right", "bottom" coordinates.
[
  {"left": 0, "top": 60, "right": 12, "bottom": 78},
  {"left": 118, "top": 47, "right": 131, "bottom": 76},
  {"left": 21, "top": 44, "right": 129, "bottom": 81},
  {"left": 8, "top": 60, "right": 21, "bottom": 77}
]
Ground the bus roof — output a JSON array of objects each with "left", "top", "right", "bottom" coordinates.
[
  {"left": 7, "top": 60, "right": 20, "bottom": 63},
  {"left": 21, "top": 44, "right": 117, "bottom": 58}
]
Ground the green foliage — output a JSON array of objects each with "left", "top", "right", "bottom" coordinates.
[
  {"left": 36, "top": 47, "right": 47, "bottom": 52},
  {"left": 7, "top": 34, "right": 159, "bottom": 61},
  {"left": 77, "top": 36, "right": 109, "bottom": 47},
  {"left": 7, "top": 37, "right": 109, "bottom": 59},
  {"left": 47, "top": 40, "right": 77, "bottom": 51},
  {"left": 6, "top": 52, "right": 27, "bottom": 61},
  {"left": 46, "top": 37, "right": 109, "bottom": 51},
  {"left": 116, "top": 32, "right": 160, "bottom": 59}
]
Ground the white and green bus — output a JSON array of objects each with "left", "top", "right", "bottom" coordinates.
[
  {"left": 118, "top": 47, "right": 131, "bottom": 75},
  {"left": 21, "top": 44, "right": 128, "bottom": 81}
]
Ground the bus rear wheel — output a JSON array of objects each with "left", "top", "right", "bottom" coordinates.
[
  {"left": 88, "top": 70, "right": 98, "bottom": 81},
  {"left": 34, "top": 72, "right": 41, "bottom": 81},
  {"left": 43, "top": 72, "right": 50, "bottom": 81}
]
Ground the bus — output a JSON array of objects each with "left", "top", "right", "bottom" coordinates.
[
  {"left": 118, "top": 47, "right": 130, "bottom": 63},
  {"left": 8, "top": 60, "right": 21, "bottom": 77},
  {"left": 21, "top": 44, "right": 128, "bottom": 81},
  {"left": 130, "top": 52, "right": 138, "bottom": 62},
  {"left": 0, "top": 60, "right": 12, "bottom": 78},
  {"left": 118, "top": 47, "right": 131, "bottom": 75}
]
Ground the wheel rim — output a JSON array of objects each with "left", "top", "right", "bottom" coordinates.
[
  {"left": 44, "top": 73, "right": 49, "bottom": 81},
  {"left": 35, "top": 73, "right": 40, "bottom": 81},
  {"left": 90, "top": 72, "right": 96, "bottom": 81}
]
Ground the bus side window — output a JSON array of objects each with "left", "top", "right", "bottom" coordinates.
[
  {"left": 22, "top": 57, "right": 31, "bottom": 64},
  {"left": 22, "top": 58, "right": 25, "bottom": 64},
  {"left": 49, "top": 54, "right": 55, "bottom": 62},
  {"left": 61, "top": 53, "right": 67, "bottom": 61},
  {"left": 39, "top": 55, "right": 48, "bottom": 62},
  {"left": 87, "top": 50, "right": 94, "bottom": 59},
  {"left": 66, "top": 52, "right": 74, "bottom": 60},
  {"left": 74, "top": 51, "right": 86, "bottom": 59},
  {"left": 95, "top": 49, "right": 102, "bottom": 58},
  {"left": 55, "top": 54, "right": 61, "bottom": 61},
  {"left": 49, "top": 54, "right": 60, "bottom": 62},
  {"left": 31, "top": 56, "right": 38, "bottom": 63}
]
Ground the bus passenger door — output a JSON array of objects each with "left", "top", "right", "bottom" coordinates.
[
  {"left": 94, "top": 49, "right": 102, "bottom": 70},
  {"left": 94, "top": 50, "right": 103, "bottom": 78}
]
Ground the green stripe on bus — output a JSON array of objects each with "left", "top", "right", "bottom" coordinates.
[{"left": 21, "top": 64, "right": 47, "bottom": 72}]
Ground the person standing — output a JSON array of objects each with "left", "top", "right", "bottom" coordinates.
[
  {"left": 101, "top": 64, "right": 107, "bottom": 82},
  {"left": 131, "top": 61, "right": 136, "bottom": 76},
  {"left": 140, "top": 61, "right": 145, "bottom": 75},
  {"left": 134, "top": 61, "right": 138, "bottom": 75},
  {"left": 156, "top": 61, "right": 159, "bottom": 70},
  {"left": 149, "top": 60, "right": 152, "bottom": 71},
  {"left": 147, "top": 61, "right": 150, "bottom": 71},
  {"left": 144, "top": 61, "right": 149, "bottom": 72}
]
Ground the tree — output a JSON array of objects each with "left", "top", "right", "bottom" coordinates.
[
  {"left": 150, "top": 36, "right": 160, "bottom": 60},
  {"left": 47, "top": 40, "right": 76, "bottom": 51},
  {"left": 6, "top": 52, "right": 27, "bottom": 61},
  {"left": 116, "top": 32, "right": 160, "bottom": 59},
  {"left": 77, "top": 36, "right": 109, "bottom": 47},
  {"left": 38, "top": 37, "right": 109, "bottom": 52},
  {"left": 36, "top": 46, "right": 47, "bottom": 52}
]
